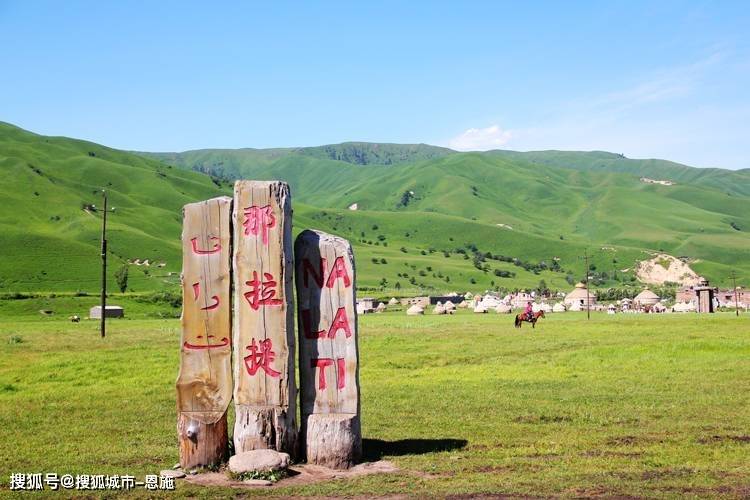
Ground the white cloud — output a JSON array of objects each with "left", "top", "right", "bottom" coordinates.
[{"left": 448, "top": 124, "right": 512, "bottom": 151}]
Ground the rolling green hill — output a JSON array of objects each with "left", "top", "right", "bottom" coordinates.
[
  {"left": 145, "top": 143, "right": 750, "bottom": 288},
  {"left": 1, "top": 121, "right": 748, "bottom": 294},
  {"left": 0, "top": 122, "right": 229, "bottom": 292}
]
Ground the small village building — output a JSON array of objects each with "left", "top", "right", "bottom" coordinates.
[
  {"left": 89, "top": 305, "right": 124, "bottom": 319},
  {"left": 564, "top": 283, "right": 596, "bottom": 309},
  {"left": 356, "top": 297, "right": 375, "bottom": 315},
  {"left": 429, "top": 295, "right": 463, "bottom": 305},
  {"left": 401, "top": 296, "right": 429, "bottom": 307},
  {"left": 552, "top": 302, "right": 567, "bottom": 313},
  {"left": 716, "top": 288, "right": 750, "bottom": 309}
]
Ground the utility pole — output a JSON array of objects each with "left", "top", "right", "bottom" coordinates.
[
  {"left": 730, "top": 270, "right": 740, "bottom": 317},
  {"left": 94, "top": 190, "right": 115, "bottom": 338},
  {"left": 579, "top": 248, "right": 591, "bottom": 320}
]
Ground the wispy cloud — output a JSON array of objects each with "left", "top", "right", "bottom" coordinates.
[
  {"left": 572, "top": 50, "right": 726, "bottom": 117},
  {"left": 447, "top": 50, "right": 750, "bottom": 168},
  {"left": 448, "top": 124, "right": 512, "bottom": 151}
]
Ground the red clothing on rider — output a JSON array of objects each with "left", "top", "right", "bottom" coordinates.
[{"left": 524, "top": 302, "right": 533, "bottom": 318}]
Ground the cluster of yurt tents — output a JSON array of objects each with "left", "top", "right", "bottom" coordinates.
[{"left": 393, "top": 282, "right": 699, "bottom": 317}]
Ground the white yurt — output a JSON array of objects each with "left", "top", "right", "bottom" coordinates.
[
  {"left": 432, "top": 304, "right": 446, "bottom": 315},
  {"left": 673, "top": 301, "right": 696, "bottom": 313},
  {"left": 607, "top": 304, "right": 616, "bottom": 314},
  {"left": 473, "top": 305, "right": 488, "bottom": 313},
  {"left": 457, "top": 300, "right": 468, "bottom": 308},
  {"left": 376, "top": 302, "right": 387, "bottom": 313},
  {"left": 552, "top": 302, "right": 567, "bottom": 313},
  {"left": 568, "top": 301, "right": 582, "bottom": 312},
  {"left": 634, "top": 288, "right": 660, "bottom": 307},
  {"left": 536, "top": 302, "right": 552, "bottom": 313},
  {"left": 444, "top": 301, "right": 456, "bottom": 311},
  {"left": 564, "top": 283, "right": 596, "bottom": 308},
  {"left": 495, "top": 303, "right": 512, "bottom": 314},
  {"left": 406, "top": 304, "right": 424, "bottom": 316},
  {"left": 478, "top": 294, "right": 502, "bottom": 309},
  {"left": 388, "top": 297, "right": 399, "bottom": 306},
  {"left": 465, "top": 292, "right": 474, "bottom": 300}
]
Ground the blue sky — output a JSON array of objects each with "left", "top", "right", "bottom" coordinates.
[{"left": 1, "top": 1, "right": 748, "bottom": 169}]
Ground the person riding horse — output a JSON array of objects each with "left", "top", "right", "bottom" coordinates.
[{"left": 524, "top": 301, "right": 534, "bottom": 321}]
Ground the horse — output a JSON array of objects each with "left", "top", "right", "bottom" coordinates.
[{"left": 514, "top": 310, "right": 545, "bottom": 329}]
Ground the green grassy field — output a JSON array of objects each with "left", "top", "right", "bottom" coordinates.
[{"left": 1, "top": 310, "right": 748, "bottom": 497}]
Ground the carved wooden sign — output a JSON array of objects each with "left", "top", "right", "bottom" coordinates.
[
  {"left": 232, "top": 180, "right": 297, "bottom": 456},
  {"left": 176, "top": 196, "right": 232, "bottom": 468},
  {"left": 295, "top": 229, "right": 361, "bottom": 469}
]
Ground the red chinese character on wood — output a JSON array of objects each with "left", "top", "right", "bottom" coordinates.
[
  {"left": 191, "top": 282, "right": 220, "bottom": 310},
  {"left": 244, "top": 338, "right": 281, "bottom": 377},
  {"left": 311, "top": 357, "right": 346, "bottom": 390},
  {"left": 243, "top": 271, "right": 283, "bottom": 310},
  {"left": 242, "top": 205, "right": 276, "bottom": 245},
  {"left": 190, "top": 236, "right": 222, "bottom": 255}
]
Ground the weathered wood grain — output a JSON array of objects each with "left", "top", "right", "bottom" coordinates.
[
  {"left": 232, "top": 181, "right": 297, "bottom": 456},
  {"left": 176, "top": 196, "right": 233, "bottom": 468},
  {"left": 295, "top": 229, "right": 361, "bottom": 468},
  {"left": 177, "top": 412, "right": 228, "bottom": 469}
]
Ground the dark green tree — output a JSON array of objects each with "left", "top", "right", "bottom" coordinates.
[{"left": 115, "top": 264, "right": 129, "bottom": 293}]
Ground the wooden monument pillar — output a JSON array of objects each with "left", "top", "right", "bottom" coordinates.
[
  {"left": 295, "top": 230, "right": 361, "bottom": 469},
  {"left": 176, "top": 197, "right": 233, "bottom": 469},
  {"left": 232, "top": 181, "right": 297, "bottom": 456}
]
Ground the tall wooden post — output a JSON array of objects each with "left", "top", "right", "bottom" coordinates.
[
  {"left": 295, "top": 230, "right": 361, "bottom": 469},
  {"left": 176, "top": 196, "right": 233, "bottom": 469},
  {"left": 232, "top": 181, "right": 297, "bottom": 456}
]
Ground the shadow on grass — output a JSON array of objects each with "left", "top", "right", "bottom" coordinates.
[{"left": 362, "top": 438, "right": 468, "bottom": 461}]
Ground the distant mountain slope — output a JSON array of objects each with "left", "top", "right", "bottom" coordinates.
[
  {"left": 143, "top": 143, "right": 750, "bottom": 286},
  {"left": 2, "top": 122, "right": 748, "bottom": 292},
  {"left": 0, "top": 122, "right": 229, "bottom": 291},
  {"left": 491, "top": 150, "right": 750, "bottom": 197},
  {"left": 0, "top": 124, "right": 584, "bottom": 292},
  {"left": 293, "top": 142, "right": 453, "bottom": 165},
  {"left": 141, "top": 142, "right": 453, "bottom": 179}
]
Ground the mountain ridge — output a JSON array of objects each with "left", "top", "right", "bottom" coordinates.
[{"left": 2, "top": 121, "right": 748, "bottom": 292}]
